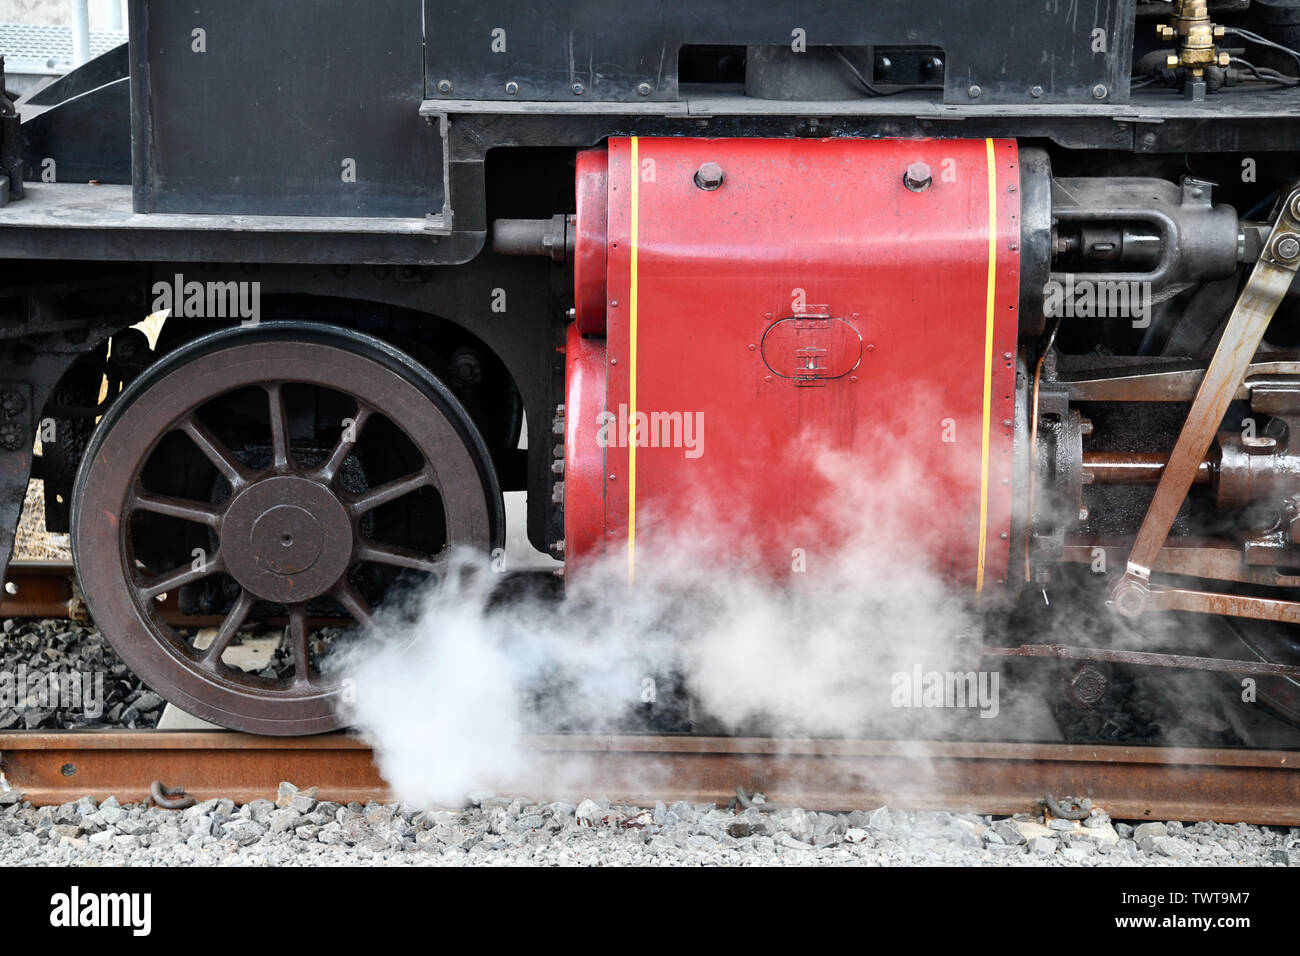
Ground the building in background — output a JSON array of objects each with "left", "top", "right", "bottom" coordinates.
[{"left": 2, "top": 0, "right": 127, "bottom": 98}]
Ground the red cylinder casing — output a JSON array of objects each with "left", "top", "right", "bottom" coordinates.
[
  {"left": 566, "top": 136, "right": 1022, "bottom": 591},
  {"left": 573, "top": 148, "right": 609, "bottom": 334},
  {"left": 563, "top": 322, "right": 607, "bottom": 567}
]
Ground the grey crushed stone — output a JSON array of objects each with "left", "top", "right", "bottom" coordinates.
[
  {"left": 0, "top": 783, "right": 1296, "bottom": 866},
  {"left": 0, "top": 619, "right": 161, "bottom": 730},
  {"left": 0, "top": 619, "right": 353, "bottom": 730}
]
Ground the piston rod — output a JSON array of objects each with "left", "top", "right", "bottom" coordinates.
[{"left": 1083, "top": 450, "right": 1213, "bottom": 484}]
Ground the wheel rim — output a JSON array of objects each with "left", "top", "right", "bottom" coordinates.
[
  {"left": 1214, "top": 616, "right": 1300, "bottom": 726},
  {"left": 72, "top": 323, "right": 503, "bottom": 734}
]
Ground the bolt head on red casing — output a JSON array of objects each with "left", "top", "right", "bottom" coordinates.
[
  {"left": 694, "top": 162, "right": 725, "bottom": 190},
  {"left": 904, "top": 161, "right": 933, "bottom": 191}
]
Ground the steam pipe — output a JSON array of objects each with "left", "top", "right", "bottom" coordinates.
[{"left": 491, "top": 215, "right": 574, "bottom": 261}]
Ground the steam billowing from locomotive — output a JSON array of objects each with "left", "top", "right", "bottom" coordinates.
[{"left": 336, "top": 451, "right": 997, "bottom": 805}]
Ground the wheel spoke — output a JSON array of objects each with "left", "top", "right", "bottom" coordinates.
[
  {"left": 180, "top": 416, "right": 252, "bottom": 491},
  {"left": 287, "top": 605, "right": 313, "bottom": 687},
  {"left": 129, "top": 489, "right": 221, "bottom": 528},
  {"left": 197, "top": 589, "right": 255, "bottom": 669},
  {"left": 347, "top": 468, "right": 434, "bottom": 518},
  {"left": 314, "top": 404, "right": 373, "bottom": 485},
  {"left": 356, "top": 538, "right": 447, "bottom": 575},
  {"left": 266, "top": 383, "right": 292, "bottom": 473},
  {"left": 333, "top": 581, "right": 375, "bottom": 631},
  {"left": 139, "top": 552, "right": 222, "bottom": 601}
]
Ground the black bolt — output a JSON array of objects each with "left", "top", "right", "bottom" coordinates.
[
  {"left": 0, "top": 421, "right": 22, "bottom": 450},
  {"left": 0, "top": 388, "right": 25, "bottom": 417},
  {"left": 451, "top": 349, "right": 482, "bottom": 385},
  {"left": 1067, "top": 664, "right": 1108, "bottom": 709}
]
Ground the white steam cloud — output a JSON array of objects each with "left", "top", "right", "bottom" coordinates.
[{"left": 332, "top": 442, "right": 1043, "bottom": 807}]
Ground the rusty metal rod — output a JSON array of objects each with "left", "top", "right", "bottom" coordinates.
[
  {"left": 1082, "top": 450, "right": 1213, "bottom": 485},
  {"left": 981, "top": 641, "right": 1300, "bottom": 678}
]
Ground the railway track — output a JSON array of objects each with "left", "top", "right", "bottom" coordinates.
[
  {"left": 1, "top": 560, "right": 84, "bottom": 623},
  {"left": 0, "top": 731, "right": 1297, "bottom": 824},
  {"left": 5, "top": 560, "right": 1300, "bottom": 823},
  {"left": 1, "top": 559, "right": 218, "bottom": 627}
]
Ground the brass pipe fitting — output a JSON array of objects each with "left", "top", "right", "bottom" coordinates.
[{"left": 1158, "top": 0, "right": 1228, "bottom": 77}]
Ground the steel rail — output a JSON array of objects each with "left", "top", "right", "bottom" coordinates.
[
  {"left": 0, "top": 560, "right": 330, "bottom": 628},
  {"left": 0, "top": 560, "right": 83, "bottom": 621},
  {"left": 1, "top": 731, "right": 1298, "bottom": 824}
]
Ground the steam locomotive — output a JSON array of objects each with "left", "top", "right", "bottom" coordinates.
[{"left": 3, "top": 0, "right": 1300, "bottom": 734}]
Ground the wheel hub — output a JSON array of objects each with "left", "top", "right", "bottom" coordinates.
[{"left": 222, "top": 475, "right": 353, "bottom": 603}]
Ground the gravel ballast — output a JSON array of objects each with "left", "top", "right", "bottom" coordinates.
[
  {"left": 0, "top": 619, "right": 162, "bottom": 730},
  {"left": 0, "top": 784, "right": 1296, "bottom": 866}
]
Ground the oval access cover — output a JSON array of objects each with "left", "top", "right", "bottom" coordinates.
[{"left": 760, "top": 315, "right": 862, "bottom": 383}]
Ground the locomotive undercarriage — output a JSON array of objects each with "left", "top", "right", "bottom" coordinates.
[
  {"left": 6, "top": 1, "right": 1300, "bottom": 735},
  {"left": 8, "top": 152, "right": 1300, "bottom": 735}
]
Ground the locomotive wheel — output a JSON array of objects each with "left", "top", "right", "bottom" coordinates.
[
  {"left": 71, "top": 322, "right": 504, "bottom": 735},
  {"left": 1215, "top": 617, "right": 1300, "bottom": 727}
]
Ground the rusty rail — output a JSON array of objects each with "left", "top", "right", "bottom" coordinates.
[
  {"left": 0, "top": 560, "right": 317, "bottom": 627},
  {"left": 1, "top": 731, "right": 1298, "bottom": 823},
  {"left": 0, "top": 560, "right": 82, "bottom": 620}
]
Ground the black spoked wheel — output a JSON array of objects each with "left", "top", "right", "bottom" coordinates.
[
  {"left": 1213, "top": 615, "right": 1300, "bottom": 727},
  {"left": 71, "top": 322, "right": 504, "bottom": 734}
]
